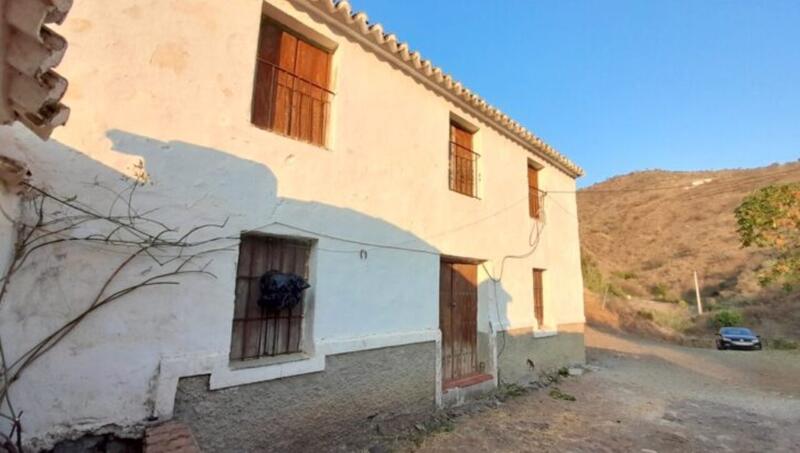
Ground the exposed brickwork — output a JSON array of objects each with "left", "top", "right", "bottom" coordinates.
[
  {"left": 144, "top": 421, "right": 200, "bottom": 453},
  {"left": 173, "top": 342, "right": 436, "bottom": 452}
]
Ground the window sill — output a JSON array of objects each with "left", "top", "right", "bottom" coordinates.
[
  {"left": 448, "top": 188, "right": 481, "bottom": 200},
  {"left": 250, "top": 123, "right": 333, "bottom": 152},
  {"left": 229, "top": 352, "right": 311, "bottom": 371}
]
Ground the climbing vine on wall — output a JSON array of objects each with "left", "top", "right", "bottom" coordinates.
[{"left": 0, "top": 178, "right": 234, "bottom": 452}]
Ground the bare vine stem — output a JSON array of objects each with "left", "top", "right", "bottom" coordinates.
[{"left": 0, "top": 179, "right": 236, "bottom": 449}]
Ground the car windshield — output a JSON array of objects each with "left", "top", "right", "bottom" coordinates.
[{"left": 721, "top": 328, "right": 752, "bottom": 336}]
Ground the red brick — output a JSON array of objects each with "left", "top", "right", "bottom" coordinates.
[{"left": 144, "top": 421, "right": 201, "bottom": 453}]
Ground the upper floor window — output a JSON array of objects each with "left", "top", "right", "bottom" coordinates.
[
  {"left": 251, "top": 18, "right": 333, "bottom": 147},
  {"left": 449, "top": 121, "right": 479, "bottom": 198},
  {"left": 527, "top": 163, "right": 541, "bottom": 218}
]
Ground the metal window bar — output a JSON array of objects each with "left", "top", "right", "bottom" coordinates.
[
  {"left": 449, "top": 141, "right": 480, "bottom": 198},
  {"left": 230, "top": 236, "right": 311, "bottom": 361},
  {"left": 253, "top": 58, "right": 334, "bottom": 147}
]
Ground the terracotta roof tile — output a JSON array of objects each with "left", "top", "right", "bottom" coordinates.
[{"left": 0, "top": 0, "right": 71, "bottom": 139}]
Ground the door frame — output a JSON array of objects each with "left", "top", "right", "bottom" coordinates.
[{"left": 439, "top": 256, "right": 484, "bottom": 390}]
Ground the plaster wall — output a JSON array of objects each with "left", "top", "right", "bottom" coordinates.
[
  {"left": 174, "top": 342, "right": 436, "bottom": 452},
  {"left": 498, "top": 323, "right": 587, "bottom": 385},
  {"left": 0, "top": 184, "right": 16, "bottom": 280},
  {"left": 0, "top": 0, "right": 585, "bottom": 446}
]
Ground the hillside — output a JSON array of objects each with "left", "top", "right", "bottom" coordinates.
[{"left": 578, "top": 161, "right": 800, "bottom": 344}]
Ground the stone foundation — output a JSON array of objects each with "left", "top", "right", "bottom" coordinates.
[
  {"left": 497, "top": 324, "right": 586, "bottom": 385},
  {"left": 173, "top": 342, "right": 436, "bottom": 452}
]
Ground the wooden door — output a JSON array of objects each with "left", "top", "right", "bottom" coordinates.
[{"left": 440, "top": 260, "right": 479, "bottom": 385}]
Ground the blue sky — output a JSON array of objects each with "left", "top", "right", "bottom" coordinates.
[{"left": 351, "top": 0, "right": 800, "bottom": 186}]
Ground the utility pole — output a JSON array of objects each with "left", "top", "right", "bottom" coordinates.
[{"left": 693, "top": 271, "right": 703, "bottom": 315}]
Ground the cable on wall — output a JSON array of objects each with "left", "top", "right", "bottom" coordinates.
[{"left": 482, "top": 192, "right": 549, "bottom": 383}]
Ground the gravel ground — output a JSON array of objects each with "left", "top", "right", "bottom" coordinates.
[{"left": 412, "top": 327, "right": 800, "bottom": 453}]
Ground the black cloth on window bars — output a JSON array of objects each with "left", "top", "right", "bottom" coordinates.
[{"left": 258, "top": 270, "right": 310, "bottom": 312}]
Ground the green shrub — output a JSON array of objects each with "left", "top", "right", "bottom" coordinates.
[
  {"left": 608, "top": 284, "right": 626, "bottom": 297},
  {"left": 650, "top": 283, "right": 670, "bottom": 301},
  {"left": 652, "top": 311, "right": 691, "bottom": 332},
  {"left": 549, "top": 387, "right": 576, "bottom": 401},
  {"left": 769, "top": 338, "right": 799, "bottom": 350},
  {"left": 709, "top": 309, "right": 744, "bottom": 328},
  {"left": 499, "top": 383, "right": 528, "bottom": 397},
  {"left": 636, "top": 309, "right": 654, "bottom": 321},
  {"left": 661, "top": 296, "right": 683, "bottom": 304},
  {"left": 581, "top": 253, "right": 605, "bottom": 293},
  {"left": 612, "top": 271, "right": 638, "bottom": 280}
]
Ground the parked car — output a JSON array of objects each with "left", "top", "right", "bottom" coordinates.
[{"left": 716, "top": 327, "right": 762, "bottom": 350}]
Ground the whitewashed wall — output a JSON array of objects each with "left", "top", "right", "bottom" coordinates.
[
  {"left": 0, "top": 0, "right": 584, "bottom": 447},
  {"left": 0, "top": 185, "right": 17, "bottom": 285}
]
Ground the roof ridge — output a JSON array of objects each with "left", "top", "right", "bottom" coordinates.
[{"left": 302, "top": 0, "right": 583, "bottom": 177}]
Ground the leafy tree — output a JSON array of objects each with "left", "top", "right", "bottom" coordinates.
[{"left": 735, "top": 183, "right": 800, "bottom": 288}]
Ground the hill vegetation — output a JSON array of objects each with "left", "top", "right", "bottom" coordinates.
[{"left": 578, "top": 161, "right": 800, "bottom": 347}]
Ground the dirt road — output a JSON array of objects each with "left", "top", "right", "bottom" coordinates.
[{"left": 413, "top": 327, "right": 800, "bottom": 452}]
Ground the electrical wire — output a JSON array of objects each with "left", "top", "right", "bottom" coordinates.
[
  {"left": 480, "top": 193, "right": 548, "bottom": 382},
  {"left": 246, "top": 192, "right": 533, "bottom": 256}
]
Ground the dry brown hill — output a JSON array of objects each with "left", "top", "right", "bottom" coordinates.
[{"left": 578, "top": 161, "right": 800, "bottom": 344}]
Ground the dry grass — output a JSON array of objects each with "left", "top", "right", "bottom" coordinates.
[{"left": 578, "top": 162, "right": 800, "bottom": 343}]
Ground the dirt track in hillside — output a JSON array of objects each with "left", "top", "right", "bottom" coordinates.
[{"left": 411, "top": 327, "right": 800, "bottom": 452}]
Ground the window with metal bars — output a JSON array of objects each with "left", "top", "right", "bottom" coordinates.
[
  {"left": 533, "top": 268, "right": 545, "bottom": 328},
  {"left": 230, "top": 234, "right": 311, "bottom": 361},
  {"left": 528, "top": 164, "right": 541, "bottom": 218},
  {"left": 449, "top": 121, "right": 479, "bottom": 197},
  {"left": 251, "top": 18, "right": 333, "bottom": 147}
]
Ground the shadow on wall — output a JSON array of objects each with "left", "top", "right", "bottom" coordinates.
[
  {"left": 104, "top": 129, "right": 439, "bottom": 252},
  {"left": 480, "top": 276, "right": 586, "bottom": 385},
  {"left": 1, "top": 127, "right": 513, "bottom": 449}
]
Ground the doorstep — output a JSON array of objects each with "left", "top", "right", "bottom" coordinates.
[
  {"left": 443, "top": 373, "right": 493, "bottom": 391},
  {"left": 442, "top": 373, "right": 495, "bottom": 407}
]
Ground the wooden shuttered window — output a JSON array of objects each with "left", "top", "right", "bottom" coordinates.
[
  {"left": 449, "top": 122, "right": 479, "bottom": 197},
  {"left": 252, "top": 19, "right": 332, "bottom": 146},
  {"left": 230, "top": 234, "right": 311, "bottom": 361},
  {"left": 533, "top": 268, "right": 545, "bottom": 327},
  {"left": 528, "top": 164, "right": 541, "bottom": 218}
]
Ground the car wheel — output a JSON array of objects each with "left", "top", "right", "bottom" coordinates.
[
  {"left": 716, "top": 342, "right": 726, "bottom": 350},
  {"left": 755, "top": 344, "right": 762, "bottom": 351}
]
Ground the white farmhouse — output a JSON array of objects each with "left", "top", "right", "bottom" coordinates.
[{"left": 0, "top": 0, "right": 586, "bottom": 450}]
